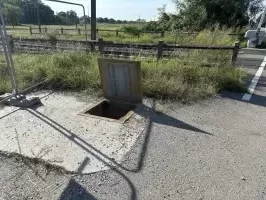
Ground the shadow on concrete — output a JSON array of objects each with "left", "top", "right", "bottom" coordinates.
[
  {"left": 0, "top": 99, "right": 211, "bottom": 200},
  {"left": 59, "top": 180, "right": 97, "bottom": 200},
  {"left": 0, "top": 108, "right": 20, "bottom": 120},
  {"left": 135, "top": 103, "right": 211, "bottom": 135},
  {"left": 59, "top": 157, "right": 97, "bottom": 200},
  {"left": 221, "top": 91, "right": 266, "bottom": 108},
  {"left": 25, "top": 108, "right": 138, "bottom": 200},
  {"left": 25, "top": 99, "right": 210, "bottom": 173},
  {"left": 0, "top": 99, "right": 210, "bottom": 175},
  {"left": 130, "top": 100, "right": 212, "bottom": 172}
]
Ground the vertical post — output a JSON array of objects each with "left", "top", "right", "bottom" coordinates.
[
  {"left": 0, "top": 4, "right": 18, "bottom": 94},
  {"left": 8, "top": 35, "right": 14, "bottom": 53},
  {"left": 35, "top": 0, "right": 41, "bottom": 34},
  {"left": 231, "top": 42, "right": 240, "bottom": 65},
  {"left": 51, "top": 38, "right": 57, "bottom": 50},
  {"left": 96, "top": 28, "right": 99, "bottom": 34},
  {"left": 116, "top": 29, "right": 119, "bottom": 37},
  {"left": 61, "top": 28, "right": 63, "bottom": 35},
  {"left": 78, "top": 28, "right": 81, "bottom": 35},
  {"left": 44, "top": 27, "right": 47, "bottom": 34},
  {"left": 157, "top": 41, "right": 163, "bottom": 60},
  {"left": 98, "top": 38, "right": 104, "bottom": 53},
  {"left": 29, "top": 26, "right": 32, "bottom": 35},
  {"left": 91, "top": 0, "right": 97, "bottom": 40}
]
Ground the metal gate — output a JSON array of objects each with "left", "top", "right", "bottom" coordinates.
[
  {"left": 0, "top": 3, "right": 18, "bottom": 103},
  {"left": 0, "top": 4, "right": 42, "bottom": 106}
]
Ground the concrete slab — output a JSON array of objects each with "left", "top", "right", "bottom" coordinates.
[{"left": 0, "top": 91, "right": 148, "bottom": 174}]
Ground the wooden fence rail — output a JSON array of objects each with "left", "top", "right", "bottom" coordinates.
[
  {"left": 8, "top": 26, "right": 198, "bottom": 37},
  {"left": 8, "top": 37, "right": 240, "bottom": 65}
]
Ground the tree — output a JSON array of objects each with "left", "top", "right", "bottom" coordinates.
[
  {"left": 109, "top": 18, "right": 116, "bottom": 24},
  {"left": 103, "top": 17, "right": 109, "bottom": 23},
  {"left": 21, "top": 0, "right": 55, "bottom": 25},
  {"left": 172, "top": 0, "right": 264, "bottom": 30},
  {"left": 1, "top": 0, "right": 137, "bottom": 26},
  {"left": 66, "top": 10, "right": 79, "bottom": 25},
  {"left": 3, "top": 3, "right": 22, "bottom": 26}
]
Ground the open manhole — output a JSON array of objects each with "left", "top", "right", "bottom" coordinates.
[{"left": 80, "top": 100, "right": 136, "bottom": 123}]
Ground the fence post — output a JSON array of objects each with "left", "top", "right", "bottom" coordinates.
[
  {"left": 116, "top": 29, "right": 119, "bottom": 37},
  {"left": 161, "top": 31, "right": 165, "bottom": 38},
  {"left": 78, "top": 28, "right": 81, "bottom": 35},
  {"left": 231, "top": 42, "right": 240, "bottom": 65},
  {"left": 96, "top": 28, "right": 99, "bottom": 34},
  {"left": 61, "top": 28, "right": 64, "bottom": 35},
  {"left": 29, "top": 26, "right": 32, "bottom": 36},
  {"left": 51, "top": 38, "right": 57, "bottom": 51},
  {"left": 8, "top": 35, "right": 14, "bottom": 53},
  {"left": 98, "top": 38, "right": 104, "bottom": 53},
  {"left": 157, "top": 41, "right": 164, "bottom": 60}
]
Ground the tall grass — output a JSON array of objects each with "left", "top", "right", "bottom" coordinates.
[
  {"left": 7, "top": 26, "right": 242, "bottom": 46},
  {"left": 0, "top": 51, "right": 246, "bottom": 102}
]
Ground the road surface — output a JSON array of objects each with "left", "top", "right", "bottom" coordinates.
[{"left": 1, "top": 49, "right": 266, "bottom": 200}]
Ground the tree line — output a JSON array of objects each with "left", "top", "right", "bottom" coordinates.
[
  {"left": 3, "top": 0, "right": 264, "bottom": 31},
  {"left": 142, "top": 0, "right": 264, "bottom": 32},
  {"left": 2, "top": 0, "right": 139, "bottom": 26}
]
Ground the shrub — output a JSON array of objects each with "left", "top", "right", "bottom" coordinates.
[{"left": 121, "top": 25, "right": 142, "bottom": 37}]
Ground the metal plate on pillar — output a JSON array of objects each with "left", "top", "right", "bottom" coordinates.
[{"left": 98, "top": 58, "right": 142, "bottom": 104}]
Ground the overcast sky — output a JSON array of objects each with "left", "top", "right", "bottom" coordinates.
[{"left": 41, "top": 0, "right": 176, "bottom": 21}]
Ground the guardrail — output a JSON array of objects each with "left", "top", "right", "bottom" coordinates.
[{"left": 5, "top": 37, "right": 240, "bottom": 65}]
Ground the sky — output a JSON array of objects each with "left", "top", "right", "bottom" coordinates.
[{"left": 41, "top": 0, "right": 176, "bottom": 21}]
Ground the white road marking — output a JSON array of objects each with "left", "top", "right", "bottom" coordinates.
[{"left": 242, "top": 56, "right": 266, "bottom": 101}]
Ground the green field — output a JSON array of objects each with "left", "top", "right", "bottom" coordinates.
[
  {"left": 1, "top": 24, "right": 247, "bottom": 102},
  {"left": 6, "top": 24, "right": 242, "bottom": 46}
]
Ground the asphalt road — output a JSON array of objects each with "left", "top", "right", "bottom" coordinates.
[{"left": 1, "top": 49, "right": 266, "bottom": 200}]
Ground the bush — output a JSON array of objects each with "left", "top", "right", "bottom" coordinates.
[
  {"left": 142, "top": 21, "right": 163, "bottom": 32},
  {"left": 121, "top": 25, "right": 142, "bottom": 37}
]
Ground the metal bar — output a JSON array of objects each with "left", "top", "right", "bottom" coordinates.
[
  {"left": 91, "top": 0, "right": 97, "bottom": 40},
  {"left": 0, "top": 79, "right": 48, "bottom": 105},
  {"left": 35, "top": 0, "right": 42, "bottom": 34},
  {"left": 45, "top": 0, "right": 88, "bottom": 43},
  {"left": 0, "top": 94, "right": 15, "bottom": 104},
  {"left": 20, "top": 79, "right": 48, "bottom": 94},
  {"left": 231, "top": 42, "right": 240, "bottom": 65},
  {"left": 0, "top": 4, "right": 18, "bottom": 94}
]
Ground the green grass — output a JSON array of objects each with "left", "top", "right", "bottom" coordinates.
[
  {"left": 7, "top": 25, "right": 242, "bottom": 46},
  {"left": 1, "top": 27, "right": 247, "bottom": 101},
  {"left": 0, "top": 51, "right": 246, "bottom": 102}
]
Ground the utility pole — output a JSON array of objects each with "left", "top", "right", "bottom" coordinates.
[
  {"left": 35, "top": 0, "right": 42, "bottom": 33},
  {"left": 91, "top": 0, "right": 97, "bottom": 40}
]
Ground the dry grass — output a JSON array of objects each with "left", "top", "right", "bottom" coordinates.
[
  {"left": 7, "top": 25, "right": 242, "bottom": 46},
  {"left": 0, "top": 51, "right": 246, "bottom": 102}
]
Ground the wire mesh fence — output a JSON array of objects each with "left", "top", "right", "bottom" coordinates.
[{"left": 0, "top": 39, "right": 11, "bottom": 96}]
